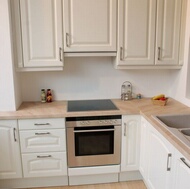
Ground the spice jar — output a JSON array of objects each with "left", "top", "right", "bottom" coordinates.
[
  {"left": 46, "top": 89, "right": 52, "bottom": 103},
  {"left": 41, "top": 89, "right": 46, "bottom": 103}
]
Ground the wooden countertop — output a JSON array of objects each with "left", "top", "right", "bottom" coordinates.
[{"left": 0, "top": 98, "right": 190, "bottom": 160}]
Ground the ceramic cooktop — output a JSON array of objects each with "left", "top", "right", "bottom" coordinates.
[{"left": 67, "top": 99, "right": 118, "bottom": 112}]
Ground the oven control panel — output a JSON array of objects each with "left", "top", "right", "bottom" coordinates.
[{"left": 66, "top": 115, "right": 122, "bottom": 127}]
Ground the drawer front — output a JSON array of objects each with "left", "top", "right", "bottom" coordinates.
[
  {"left": 20, "top": 129, "right": 66, "bottom": 153},
  {"left": 18, "top": 118, "right": 65, "bottom": 130},
  {"left": 22, "top": 152, "right": 67, "bottom": 178}
]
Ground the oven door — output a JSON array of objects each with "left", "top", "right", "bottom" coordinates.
[{"left": 66, "top": 125, "right": 121, "bottom": 167}]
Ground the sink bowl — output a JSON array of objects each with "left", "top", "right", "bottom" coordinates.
[
  {"left": 155, "top": 114, "right": 190, "bottom": 129},
  {"left": 152, "top": 114, "right": 190, "bottom": 149}
]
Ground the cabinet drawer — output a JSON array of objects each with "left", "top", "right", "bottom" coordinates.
[
  {"left": 22, "top": 152, "right": 67, "bottom": 178},
  {"left": 20, "top": 129, "right": 66, "bottom": 153},
  {"left": 18, "top": 118, "right": 65, "bottom": 130}
]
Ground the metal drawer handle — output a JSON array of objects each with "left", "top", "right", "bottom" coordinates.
[
  {"left": 167, "top": 153, "right": 172, "bottom": 171},
  {"left": 34, "top": 123, "right": 50, "bottom": 126},
  {"left": 74, "top": 129, "right": 115, "bottom": 133},
  {"left": 59, "top": 47, "right": 62, "bottom": 61},
  {"left": 66, "top": 33, "right": 69, "bottom": 47},
  {"left": 120, "top": 47, "right": 123, "bottom": 61},
  {"left": 158, "top": 47, "right": 161, "bottom": 61},
  {"left": 180, "top": 158, "right": 190, "bottom": 169},
  {"left": 35, "top": 132, "right": 50, "bottom": 135},
  {"left": 13, "top": 128, "right": 17, "bottom": 142},
  {"left": 37, "top": 155, "right": 52, "bottom": 158},
  {"left": 124, "top": 123, "right": 127, "bottom": 136}
]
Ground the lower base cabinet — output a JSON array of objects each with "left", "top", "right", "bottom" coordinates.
[
  {"left": 140, "top": 117, "right": 190, "bottom": 189},
  {"left": 22, "top": 152, "right": 67, "bottom": 178},
  {"left": 174, "top": 151, "right": 190, "bottom": 189},
  {"left": 121, "top": 115, "right": 141, "bottom": 171},
  {"left": 0, "top": 120, "right": 22, "bottom": 179}
]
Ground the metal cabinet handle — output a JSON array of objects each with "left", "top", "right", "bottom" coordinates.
[
  {"left": 167, "top": 153, "right": 172, "bottom": 171},
  {"left": 34, "top": 123, "right": 50, "bottom": 126},
  {"left": 158, "top": 47, "right": 161, "bottom": 61},
  {"left": 37, "top": 155, "right": 52, "bottom": 158},
  {"left": 124, "top": 123, "right": 127, "bottom": 136},
  {"left": 66, "top": 33, "right": 69, "bottom": 47},
  {"left": 74, "top": 129, "right": 115, "bottom": 133},
  {"left": 120, "top": 47, "right": 123, "bottom": 61},
  {"left": 35, "top": 132, "right": 50, "bottom": 135},
  {"left": 13, "top": 128, "right": 17, "bottom": 142},
  {"left": 59, "top": 47, "right": 62, "bottom": 61},
  {"left": 180, "top": 158, "right": 190, "bottom": 169}
]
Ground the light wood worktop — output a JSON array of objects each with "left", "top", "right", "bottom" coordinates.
[{"left": 1, "top": 98, "right": 190, "bottom": 160}]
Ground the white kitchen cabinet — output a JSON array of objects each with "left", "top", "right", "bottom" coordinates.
[
  {"left": 174, "top": 150, "right": 190, "bottom": 189},
  {"left": 121, "top": 115, "right": 141, "bottom": 171},
  {"left": 116, "top": 0, "right": 183, "bottom": 68},
  {"left": 22, "top": 152, "right": 67, "bottom": 178},
  {"left": 63, "top": 0, "right": 117, "bottom": 53},
  {"left": 139, "top": 117, "right": 149, "bottom": 179},
  {"left": 18, "top": 118, "right": 67, "bottom": 178},
  {"left": 0, "top": 120, "right": 22, "bottom": 179},
  {"left": 12, "top": 0, "right": 64, "bottom": 70},
  {"left": 146, "top": 123, "right": 175, "bottom": 189},
  {"left": 19, "top": 129, "right": 66, "bottom": 153}
]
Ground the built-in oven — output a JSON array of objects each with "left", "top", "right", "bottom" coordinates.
[{"left": 66, "top": 115, "right": 121, "bottom": 167}]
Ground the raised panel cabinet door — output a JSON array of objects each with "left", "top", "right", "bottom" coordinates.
[
  {"left": 19, "top": 129, "right": 66, "bottom": 153},
  {"left": 22, "top": 152, "right": 67, "bottom": 177},
  {"left": 121, "top": 115, "right": 140, "bottom": 171},
  {"left": 0, "top": 120, "right": 22, "bottom": 179},
  {"left": 155, "top": 0, "right": 182, "bottom": 65},
  {"left": 146, "top": 126, "right": 174, "bottom": 189},
  {"left": 63, "top": 0, "right": 117, "bottom": 52},
  {"left": 174, "top": 151, "right": 190, "bottom": 189},
  {"left": 20, "top": 0, "right": 63, "bottom": 67},
  {"left": 117, "top": 0, "right": 156, "bottom": 65},
  {"left": 139, "top": 117, "right": 149, "bottom": 180}
]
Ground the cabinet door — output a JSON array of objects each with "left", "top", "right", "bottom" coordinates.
[
  {"left": 0, "top": 120, "right": 22, "bottom": 179},
  {"left": 63, "top": 0, "right": 116, "bottom": 52},
  {"left": 19, "top": 129, "right": 66, "bottom": 153},
  {"left": 155, "top": 0, "right": 182, "bottom": 65},
  {"left": 139, "top": 117, "right": 149, "bottom": 179},
  {"left": 117, "top": 0, "right": 156, "bottom": 65},
  {"left": 146, "top": 126, "right": 174, "bottom": 189},
  {"left": 174, "top": 151, "right": 190, "bottom": 189},
  {"left": 22, "top": 152, "right": 67, "bottom": 177},
  {"left": 121, "top": 115, "right": 140, "bottom": 171},
  {"left": 20, "top": 0, "right": 63, "bottom": 67}
]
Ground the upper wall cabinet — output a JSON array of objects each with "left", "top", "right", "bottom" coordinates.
[
  {"left": 63, "top": 0, "right": 117, "bottom": 54},
  {"left": 115, "top": 0, "right": 184, "bottom": 69},
  {"left": 11, "top": 0, "right": 64, "bottom": 71}
]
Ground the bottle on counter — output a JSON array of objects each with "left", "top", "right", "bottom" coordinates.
[
  {"left": 41, "top": 89, "right": 46, "bottom": 103},
  {"left": 46, "top": 89, "right": 52, "bottom": 103}
]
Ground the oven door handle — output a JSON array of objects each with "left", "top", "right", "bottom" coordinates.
[{"left": 74, "top": 129, "right": 115, "bottom": 133}]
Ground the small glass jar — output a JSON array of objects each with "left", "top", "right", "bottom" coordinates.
[
  {"left": 46, "top": 89, "right": 52, "bottom": 103},
  {"left": 41, "top": 89, "right": 46, "bottom": 103}
]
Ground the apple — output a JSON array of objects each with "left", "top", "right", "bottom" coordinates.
[{"left": 159, "top": 97, "right": 166, "bottom": 101}]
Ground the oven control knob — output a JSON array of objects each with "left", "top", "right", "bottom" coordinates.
[
  {"left": 86, "top": 121, "right": 90, "bottom": 125},
  {"left": 80, "top": 121, "right": 85, "bottom": 125}
]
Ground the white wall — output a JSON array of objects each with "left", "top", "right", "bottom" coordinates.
[
  {"left": 0, "top": 0, "right": 21, "bottom": 111},
  {"left": 169, "top": 0, "right": 190, "bottom": 107},
  {"left": 20, "top": 57, "right": 177, "bottom": 102}
]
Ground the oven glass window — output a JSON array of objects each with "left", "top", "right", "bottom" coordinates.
[{"left": 74, "top": 126, "right": 114, "bottom": 156}]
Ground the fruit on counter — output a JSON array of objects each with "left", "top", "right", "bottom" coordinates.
[
  {"left": 152, "top": 94, "right": 165, "bottom": 100},
  {"left": 159, "top": 97, "right": 167, "bottom": 101}
]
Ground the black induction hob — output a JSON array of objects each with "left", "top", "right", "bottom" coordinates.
[{"left": 67, "top": 99, "right": 118, "bottom": 112}]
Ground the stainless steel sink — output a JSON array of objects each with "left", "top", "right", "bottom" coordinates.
[
  {"left": 152, "top": 114, "right": 190, "bottom": 149},
  {"left": 155, "top": 114, "right": 190, "bottom": 129}
]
